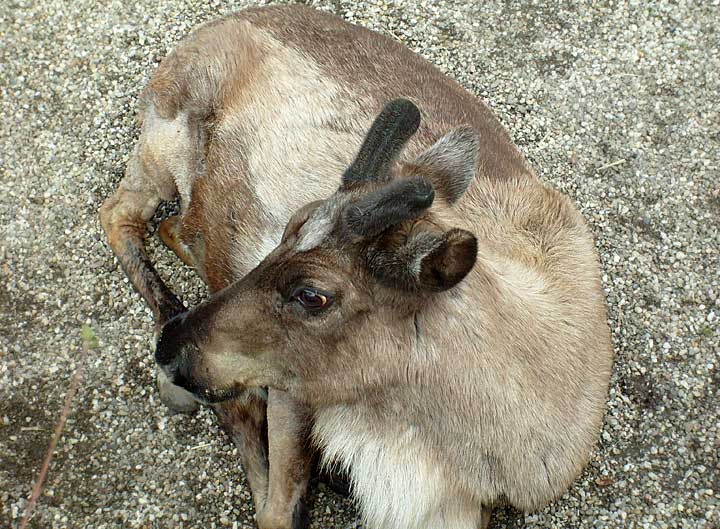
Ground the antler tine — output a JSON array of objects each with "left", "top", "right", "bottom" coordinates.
[
  {"left": 342, "top": 176, "right": 434, "bottom": 238},
  {"left": 342, "top": 98, "right": 421, "bottom": 188}
]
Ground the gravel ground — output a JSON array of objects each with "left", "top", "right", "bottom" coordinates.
[{"left": 1, "top": 0, "right": 718, "bottom": 528}]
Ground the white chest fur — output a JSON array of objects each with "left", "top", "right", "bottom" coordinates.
[{"left": 313, "top": 406, "right": 483, "bottom": 529}]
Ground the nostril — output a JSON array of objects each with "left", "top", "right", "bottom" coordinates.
[{"left": 155, "top": 311, "right": 189, "bottom": 366}]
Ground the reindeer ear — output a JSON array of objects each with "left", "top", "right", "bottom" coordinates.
[
  {"left": 413, "top": 228, "right": 477, "bottom": 291},
  {"left": 408, "top": 127, "right": 479, "bottom": 204},
  {"left": 366, "top": 226, "right": 477, "bottom": 292}
]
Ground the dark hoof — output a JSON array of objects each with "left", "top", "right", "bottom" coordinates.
[{"left": 292, "top": 496, "right": 310, "bottom": 529}]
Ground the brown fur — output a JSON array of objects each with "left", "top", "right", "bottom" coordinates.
[{"left": 100, "top": 6, "right": 613, "bottom": 529}]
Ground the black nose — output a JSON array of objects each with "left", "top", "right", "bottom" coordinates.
[{"left": 155, "top": 311, "right": 190, "bottom": 366}]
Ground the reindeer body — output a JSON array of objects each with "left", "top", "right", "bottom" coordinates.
[
  {"left": 143, "top": 7, "right": 527, "bottom": 291},
  {"left": 101, "top": 6, "right": 613, "bottom": 529}
]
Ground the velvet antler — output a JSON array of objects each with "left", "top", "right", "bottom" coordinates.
[{"left": 342, "top": 98, "right": 421, "bottom": 188}]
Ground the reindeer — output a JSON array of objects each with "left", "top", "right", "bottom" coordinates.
[{"left": 99, "top": 5, "right": 613, "bottom": 529}]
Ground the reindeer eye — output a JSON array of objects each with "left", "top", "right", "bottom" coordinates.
[{"left": 291, "top": 287, "right": 332, "bottom": 311}]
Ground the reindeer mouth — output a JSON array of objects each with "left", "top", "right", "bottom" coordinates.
[
  {"left": 155, "top": 312, "right": 239, "bottom": 403},
  {"left": 193, "top": 385, "right": 239, "bottom": 404},
  {"left": 169, "top": 368, "right": 239, "bottom": 404}
]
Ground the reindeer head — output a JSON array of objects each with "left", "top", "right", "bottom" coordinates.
[{"left": 155, "top": 99, "right": 480, "bottom": 404}]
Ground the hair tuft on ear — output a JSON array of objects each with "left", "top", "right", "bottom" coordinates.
[{"left": 364, "top": 226, "right": 477, "bottom": 292}]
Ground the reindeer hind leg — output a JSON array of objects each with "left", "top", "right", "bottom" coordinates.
[
  {"left": 100, "top": 104, "right": 200, "bottom": 413},
  {"left": 159, "top": 214, "right": 197, "bottom": 268}
]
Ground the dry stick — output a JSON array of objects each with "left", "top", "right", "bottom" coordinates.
[
  {"left": 597, "top": 159, "right": 626, "bottom": 171},
  {"left": 189, "top": 441, "right": 213, "bottom": 451},
  {"left": 19, "top": 363, "right": 84, "bottom": 529}
]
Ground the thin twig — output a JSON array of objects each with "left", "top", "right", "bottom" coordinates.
[
  {"left": 539, "top": 129, "right": 554, "bottom": 145},
  {"left": 19, "top": 326, "right": 95, "bottom": 529},
  {"left": 189, "top": 442, "right": 213, "bottom": 451},
  {"left": 19, "top": 365, "right": 83, "bottom": 529},
  {"left": 597, "top": 159, "right": 626, "bottom": 171}
]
